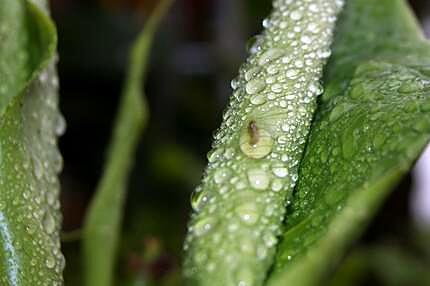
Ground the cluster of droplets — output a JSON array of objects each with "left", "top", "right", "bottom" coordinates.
[
  {"left": 184, "top": 0, "right": 343, "bottom": 285},
  {"left": 0, "top": 1, "right": 65, "bottom": 282},
  {"left": 0, "top": 58, "right": 65, "bottom": 285},
  {"left": 273, "top": 61, "right": 430, "bottom": 269}
]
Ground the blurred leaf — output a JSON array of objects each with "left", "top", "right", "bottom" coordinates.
[
  {"left": 269, "top": 0, "right": 430, "bottom": 285},
  {"left": 330, "top": 244, "right": 430, "bottom": 286},
  {"left": 148, "top": 144, "right": 203, "bottom": 188},
  {"left": 82, "top": 0, "right": 173, "bottom": 285}
]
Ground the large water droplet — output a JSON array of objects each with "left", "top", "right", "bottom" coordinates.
[
  {"left": 239, "top": 122, "right": 273, "bottom": 159},
  {"left": 236, "top": 202, "right": 259, "bottom": 225},
  {"left": 272, "top": 166, "right": 288, "bottom": 178},
  {"left": 191, "top": 188, "right": 207, "bottom": 212},
  {"left": 245, "top": 79, "right": 266, "bottom": 95},
  {"left": 214, "top": 168, "right": 231, "bottom": 184}
]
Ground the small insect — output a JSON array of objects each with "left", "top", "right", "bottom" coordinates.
[{"left": 248, "top": 120, "right": 259, "bottom": 145}]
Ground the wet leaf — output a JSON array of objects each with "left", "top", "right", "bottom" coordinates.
[
  {"left": 268, "top": 0, "right": 430, "bottom": 285},
  {"left": 183, "top": 0, "right": 344, "bottom": 285},
  {"left": 0, "top": 0, "right": 64, "bottom": 284}
]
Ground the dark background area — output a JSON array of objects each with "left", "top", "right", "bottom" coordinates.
[{"left": 50, "top": 0, "right": 430, "bottom": 285}]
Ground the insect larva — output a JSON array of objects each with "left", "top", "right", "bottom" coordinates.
[{"left": 184, "top": 0, "right": 344, "bottom": 285}]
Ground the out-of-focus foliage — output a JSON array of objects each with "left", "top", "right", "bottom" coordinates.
[{"left": 82, "top": 0, "right": 173, "bottom": 285}]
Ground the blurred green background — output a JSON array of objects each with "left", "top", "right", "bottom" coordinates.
[{"left": 52, "top": 0, "right": 430, "bottom": 285}]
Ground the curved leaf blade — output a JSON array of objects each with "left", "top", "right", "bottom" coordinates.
[
  {"left": 269, "top": 0, "right": 430, "bottom": 285},
  {"left": 82, "top": 1, "right": 173, "bottom": 285},
  {"left": 0, "top": 0, "right": 64, "bottom": 284}
]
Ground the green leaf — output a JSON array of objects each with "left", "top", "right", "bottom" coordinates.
[
  {"left": 182, "top": 1, "right": 344, "bottom": 285},
  {"left": 0, "top": 0, "right": 65, "bottom": 285},
  {"left": 268, "top": 0, "right": 430, "bottom": 285},
  {"left": 81, "top": 1, "right": 173, "bottom": 285}
]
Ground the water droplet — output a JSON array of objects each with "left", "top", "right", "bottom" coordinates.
[
  {"left": 271, "top": 84, "right": 283, "bottom": 93},
  {"left": 263, "top": 233, "right": 277, "bottom": 247},
  {"left": 46, "top": 255, "right": 56, "bottom": 269},
  {"left": 246, "top": 35, "right": 262, "bottom": 54},
  {"left": 245, "top": 67, "right": 262, "bottom": 81},
  {"left": 258, "top": 49, "right": 283, "bottom": 65},
  {"left": 286, "top": 69, "right": 299, "bottom": 79},
  {"left": 309, "top": 82, "right": 324, "bottom": 95},
  {"left": 239, "top": 122, "right": 273, "bottom": 159},
  {"left": 301, "top": 35, "right": 312, "bottom": 44},
  {"left": 317, "top": 49, "right": 332, "bottom": 59},
  {"left": 272, "top": 166, "right": 288, "bottom": 178},
  {"left": 262, "top": 18, "right": 271, "bottom": 28},
  {"left": 207, "top": 148, "right": 224, "bottom": 163},
  {"left": 290, "top": 10, "right": 302, "bottom": 20},
  {"left": 250, "top": 94, "right": 266, "bottom": 105},
  {"left": 231, "top": 78, "right": 240, "bottom": 90},
  {"left": 43, "top": 212, "right": 56, "bottom": 234},
  {"left": 214, "top": 168, "right": 231, "bottom": 184},
  {"left": 55, "top": 114, "right": 66, "bottom": 136},
  {"left": 245, "top": 79, "right": 266, "bottom": 95},
  {"left": 236, "top": 202, "right": 259, "bottom": 225},
  {"left": 191, "top": 188, "right": 207, "bottom": 212},
  {"left": 33, "top": 158, "right": 44, "bottom": 180},
  {"left": 247, "top": 169, "right": 270, "bottom": 190},
  {"left": 193, "top": 217, "right": 215, "bottom": 236},
  {"left": 271, "top": 179, "right": 283, "bottom": 192}
]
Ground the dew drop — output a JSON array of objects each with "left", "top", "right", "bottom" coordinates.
[
  {"left": 214, "top": 168, "right": 231, "bottom": 184},
  {"left": 301, "top": 35, "right": 312, "bottom": 44},
  {"left": 239, "top": 122, "right": 273, "bottom": 159},
  {"left": 271, "top": 84, "right": 283, "bottom": 93},
  {"left": 272, "top": 166, "right": 288, "bottom": 178},
  {"left": 286, "top": 69, "right": 299, "bottom": 79},
  {"left": 246, "top": 35, "right": 262, "bottom": 54},
  {"left": 193, "top": 217, "right": 215, "bottom": 236},
  {"left": 290, "top": 10, "right": 302, "bottom": 20},
  {"left": 245, "top": 79, "right": 266, "bottom": 95},
  {"left": 245, "top": 67, "right": 262, "bottom": 81},
  {"left": 43, "top": 212, "right": 56, "bottom": 235},
  {"left": 46, "top": 255, "right": 56, "bottom": 269},
  {"left": 247, "top": 169, "right": 270, "bottom": 190},
  {"left": 250, "top": 94, "right": 267, "bottom": 105},
  {"left": 207, "top": 148, "right": 224, "bottom": 163},
  {"left": 191, "top": 188, "right": 207, "bottom": 212},
  {"left": 258, "top": 49, "right": 283, "bottom": 65},
  {"left": 262, "top": 18, "right": 271, "bottom": 28},
  {"left": 271, "top": 179, "right": 283, "bottom": 192},
  {"left": 317, "top": 49, "right": 332, "bottom": 59},
  {"left": 236, "top": 202, "right": 259, "bottom": 225},
  {"left": 231, "top": 78, "right": 240, "bottom": 90},
  {"left": 55, "top": 114, "right": 66, "bottom": 136}
]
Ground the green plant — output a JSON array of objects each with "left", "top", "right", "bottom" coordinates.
[
  {"left": 183, "top": 0, "right": 343, "bottom": 285},
  {"left": 1, "top": 0, "right": 430, "bottom": 285},
  {"left": 0, "top": 0, "right": 63, "bottom": 284}
]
